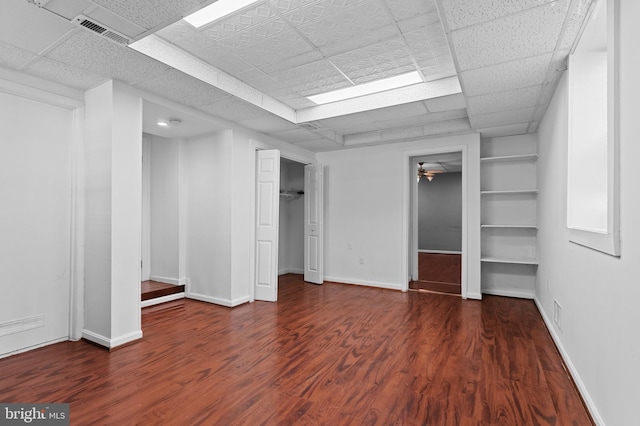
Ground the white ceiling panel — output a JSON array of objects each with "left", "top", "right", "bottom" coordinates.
[
  {"left": 295, "top": 139, "right": 345, "bottom": 152},
  {"left": 237, "top": 115, "right": 300, "bottom": 133},
  {"left": 423, "top": 93, "right": 466, "bottom": 112},
  {"left": 197, "top": 97, "right": 270, "bottom": 122},
  {"left": 271, "top": 127, "right": 325, "bottom": 144},
  {"left": 91, "top": 0, "right": 208, "bottom": 30},
  {"left": 451, "top": 0, "right": 568, "bottom": 71},
  {"left": 386, "top": 0, "right": 438, "bottom": 21},
  {"left": 0, "top": 41, "right": 37, "bottom": 69},
  {"left": 467, "top": 86, "right": 541, "bottom": 116},
  {"left": 46, "top": 31, "right": 170, "bottom": 84},
  {"left": 470, "top": 107, "right": 535, "bottom": 129},
  {"left": 136, "top": 69, "right": 230, "bottom": 107},
  {"left": 42, "top": 0, "right": 93, "bottom": 20},
  {"left": 458, "top": 53, "right": 553, "bottom": 97},
  {"left": 441, "top": 0, "right": 555, "bottom": 31},
  {"left": 24, "top": 57, "right": 107, "bottom": 90},
  {"left": 366, "top": 101, "right": 428, "bottom": 121},
  {"left": 0, "top": 0, "right": 74, "bottom": 54}
]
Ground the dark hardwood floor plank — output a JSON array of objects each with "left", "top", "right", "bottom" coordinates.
[{"left": 0, "top": 274, "right": 592, "bottom": 425}]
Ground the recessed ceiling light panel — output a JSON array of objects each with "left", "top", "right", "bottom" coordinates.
[
  {"left": 307, "top": 72, "right": 423, "bottom": 105},
  {"left": 184, "top": 0, "right": 262, "bottom": 29}
]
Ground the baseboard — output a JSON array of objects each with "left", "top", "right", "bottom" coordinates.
[
  {"left": 0, "top": 336, "right": 68, "bottom": 360},
  {"left": 278, "top": 268, "right": 304, "bottom": 276},
  {"left": 149, "top": 275, "right": 187, "bottom": 285},
  {"left": 323, "top": 276, "right": 402, "bottom": 291},
  {"left": 534, "top": 297, "right": 604, "bottom": 425},
  {"left": 82, "top": 329, "right": 143, "bottom": 349},
  {"left": 464, "top": 291, "right": 482, "bottom": 300},
  {"left": 141, "top": 292, "right": 185, "bottom": 308},
  {"left": 482, "top": 288, "right": 535, "bottom": 299},
  {"left": 418, "top": 249, "right": 462, "bottom": 254},
  {"left": 186, "top": 292, "right": 250, "bottom": 308}
]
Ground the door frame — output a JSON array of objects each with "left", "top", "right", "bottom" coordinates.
[{"left": 402, "top": 144, "right": 478, "bottom": 299}]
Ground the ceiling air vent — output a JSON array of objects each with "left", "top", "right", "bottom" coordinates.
[
  {"left": 299, "top": 122, "right": 323, "bottom": 131},
  {"left": 71, "top": 15, "right": 130, "bottom": 45}
]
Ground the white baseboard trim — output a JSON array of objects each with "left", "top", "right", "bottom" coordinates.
[
  {"left": 0, "top": 336, "right": 68, "bottom": 360},
  {"left": 534, "top": 297, "right": 604, "bottom": 425},
  {"left": 82, "top": 329, "right": 143, "bottom": 349},
  {"left": 187, "top": 292, "right": 250, "bottom": 308},
  {"left": 149, "top": 275, "right": 187, "bottom": 285},
  {"left": 418, "top": 249, "right": 462, "bottom": 254},
  {"left": 323, "top": 276, "right": 402, "bottom": 291},
  {"left": 482, "top": 288, "right": 535, "bottom": 299},
  {"left": 465, "top": 292, "right": 482, "bottom": 300},
  {"left": 141, "top": 292, "right": 185, "bottom": 308},
  {"left": 278, "top": 268, "right": 304, "bottom": 276}
]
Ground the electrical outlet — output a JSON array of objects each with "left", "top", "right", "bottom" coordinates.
[
  {"left": 359, "top": 257, "right": 365, "bottom": 264},
  {"left": 553, "top": 299, "right": 562, "bottom": 331}
]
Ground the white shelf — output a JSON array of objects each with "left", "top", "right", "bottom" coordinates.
[
  {"left": 481, "top": 225, "right": 538, "bottom": 229},
  {"left": 481, "top": 154, "right": 538, "bottom": 163},
  {"left": 481, "top": 257, "right": 539, "bottom": 266},
  {"left": 481, "top": 189, "right": 538, "bottom": 195}
]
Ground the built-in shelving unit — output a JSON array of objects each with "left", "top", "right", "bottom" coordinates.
[{"left": 480, "top": 136, "right": 538, "bottom": 298}]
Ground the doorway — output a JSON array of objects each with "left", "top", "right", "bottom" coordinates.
[
  {"left": 410, "top": 152, "right": 462, "bottom": 295},
  {"left": 278, "top": 157, "right": 305, "bottom": 277}
]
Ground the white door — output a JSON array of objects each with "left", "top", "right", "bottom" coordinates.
[
  {"left": 254, "top": 149, "right": 280, "bottom": 301},
  {"left": 304, "top": 163, "right": 323, "bottom": 284}
]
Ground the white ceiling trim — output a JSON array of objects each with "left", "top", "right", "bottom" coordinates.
[{"left": 130, "top": 34, "right": 297, "bottom": 122}]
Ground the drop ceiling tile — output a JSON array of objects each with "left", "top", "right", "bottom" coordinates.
[
  {"left": 355, "top": 0, "right": 394, "bottom": 29},
  {"left": 24, "top": 57, "right": 106, "bottom": 90},
  {"left": 467, "top": 85, "right": 542, "bottom": 116},
  {"left": 297, "top": 8, "right": 369, "bottom": 48},
  {"left": 271, "top": 127, "right": 324, "bottom": 143},
  {"left": 283, "top": 0, "right": 354, "bottom": 27},
  {"left": 397, "top": 11, "right": 441, "bottom": 33},
  {"left": 0, "top": 0, "right": 75, "bottom": 54},
  {"left": 423, "top": 93, "right": 466, "bottom": 112},
  {"left": 318, "top": 23, "right": 397, "bottom": 56},
  {"left": 385, "top": 0, "right": 438, "bottom": 21},
  {"left": 470, "top": 107, "right": 534, "bottom": 129},
  {"left": 317, "top": 111, "right": 375, "bottom": 130},
  {"left": 238, "top": 115, "right": 299, "bottom": 133},
  {"left": 0, "top": 41, "right": 37, "bottom": 69},
  {"left": 258, "top": 50, "right": 325, "bottom": 74},
  {"left": 91, "top": 0, "right": 208, "bottom": 30},
  {"left": 450, "top": 1, "right": 569, "bottom": 70},
  {"left": 135, "top": 69, "right": 230, "bottom": 107},
  {"left": 294, "top": 139, "right": 344, "bottom": 151},
  {"left": 441, "top": 0, "right": 555, "bottom": 31},
  {"left": 198, "top": 97, "right": 269, "bottom": 122},
  {"left": 46, "top": 30, "right": 170, "bottom": 84},
  {"left": 459, "top": 53, "right": 552, "bottom": 97},
  {"left": 366, "top": 101, "right": 428, "bottom": 121},
  {"left": 268, "top": 0, "right": 324, "bottom": 14}
]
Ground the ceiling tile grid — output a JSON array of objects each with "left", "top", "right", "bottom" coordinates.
[
  {"left": 440, "top": 0, "right": 555, "bottom": 31},
  {"left": 23, "top": 57, "right": 107, "bottom": 91},
  {"left": 450, "top": 0, "right": 570, "bottom": 71},
  {"left": 466, "top": 85, "right": 542, "bottom": 116},
  {"left": 90, "top": 0, "right": 208, "bottom": 30},
  {"left": 385, "top": 0, "right": 438, "bottom": 21},
  {"left": 470, "top": 107, "right": 535, "bottom": 130},
  {"left": 0, "top": 41, "right": 37, "bottom": 69},
  {"left": 458, "top": 53, "right": 553, "bottom": 97},
  {"left": 46, "top": 30, "right": 170, "bottom": 84}
]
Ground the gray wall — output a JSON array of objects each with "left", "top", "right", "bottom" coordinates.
[
  {"left": 418, "top": 172, "right": 462, "bottom": 252},
  {"left": 278, "top": 160, "right": 305, "bottom": 274}
]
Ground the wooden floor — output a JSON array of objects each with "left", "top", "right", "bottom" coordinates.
[
  {"left": 410, "top": 252, "right": 462, "bottom": 295},
  {"left": 0, "top": 274, "right": 592, "bottom": 425},
  {"left": 141, "top": 280, "right": 185, "bottom": 301}
]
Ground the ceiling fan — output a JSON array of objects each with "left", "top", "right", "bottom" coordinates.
[{"left": 417, "top": 162, "right": 444, "bottom": 182}]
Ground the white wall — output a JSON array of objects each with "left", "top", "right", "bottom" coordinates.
[
  {"left": 149, "top": 135, "right": 180, "bottom": 284},
  {"left": 0, "top": 91, "right": 73, "bottom": 356},
  {"left": 279, "top": 160, "right": 305, "bottom": 274},
  {"left": 183, "top": 131, "right": 233, "bottom": 304},
  {"left": 536, "top": 0, "right": 640, "bottom": 422},
  {"left": 418, "top": 172, "right": 462, "bottom": 252},
  {"left": 317, "top": 133, "right": 481, "bottom": 295},
  {"left": 83, "top": 80, "right": 142, "bottom": 348}
]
